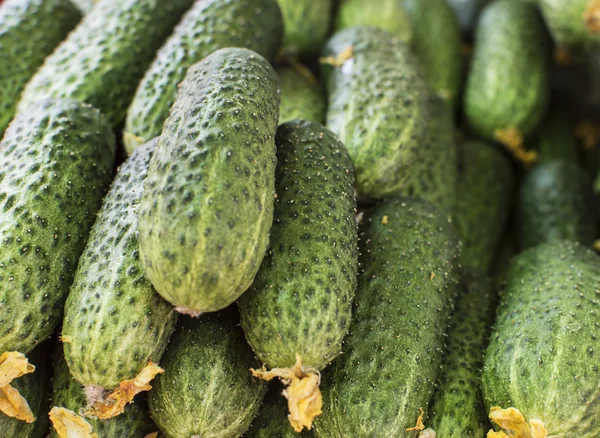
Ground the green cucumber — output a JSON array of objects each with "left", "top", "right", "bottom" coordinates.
[
  {"left": 17, "top": 0, "right": 194, "bottom": 128},
  {"left": 447, "top": 0, "right": 491, "bottom": 35},
  {"left": 276, "top": 0, "right": 333, "bottom": 57},
  {"left": 453, "top": 141, "right": 515, "bottom": 275},
  {"left": 0, "top": 0, "right": 80, "bottom": 136},
  {"left": 149, "top": 312, "right": 267, "bottom": 438},
  {"left": 62, "top": 139, "right": 177, "bottom": 392},
  {"left": 517, "top": 160, "right": 597, "bottom": 249},
  {"left": 138, "top": 48, "right": 279, "bottom": 314},
  {"left": 464, "top": 0, "right": 551, "bottom": 144},
  {"left": 427, "top": 275, "right": 494, "bottom": 438},
  {"left": 482, "top": 240, "right": 600, "bottom": 437},
  {"left": 321, "top": 26, "right": 431, "bottom": 199},
  {"left": 491, "top": 230, "right": 518, "bottom": 291},
  {"left": 278, "top": 65, "right": 326, "bottom": 125},
  {"left": 539, "top": 0, "right": 600, "bottom": 53},
  {"left": 124, "top": 0, "right": 283, "bottom": 154},
  {"left": 0, "top": 99, "right": 115, "bottom": 356},
  {"left": 334, "top": 0, "right": 412, "bottom": 42},
  {"left": 403, "top": 0, "right": 462, "bottom": 104},
  {"left": 315, "top": 198, "right": 460, "bottom": 437},
  {"left": 533, "top": 104, "right": 579, "bottom": 163}
]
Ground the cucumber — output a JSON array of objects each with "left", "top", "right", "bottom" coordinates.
[
  {"left": 0, "top": 99, "right": 115, "bottom": 356},
  {"left": 334, "top": 0, "right": 412, "bottom": 42},
  {"left": 50, "top": 349, "right": 155, "bottom": 438},
  {"left": 321, "top": 26, "right": 431, "bottom": 199},
  {"left": 533, "top": 104, "right": 579, "bottom": 163},
  {"left": 278, "top": 65, "right": 326, "bottom": 125},
  {"left": 403, "top": 0, "right": 462, "bottom": 104},
  {"left": 517, "top": 160, "right": 597, "bottom": 249},
  {"left": 539, "top": 0, "right": 600, "bottom": 53},
  {"left": 315, "top": 198, "right": 460, "bottom": 437},
  {"left": 0, "top": 0, "right": 80, "bottom": 136},
  {"left": 464, "top": 0, "right": 551, "bottom": 151},
  {"left": 124, "top": 0, "right": 283, "bottom": 154},
  {"left": 148, "top": 311, "right": 267, "bottom": 438},
  {"left": 453, "top": 141, "right": 515, "bottom": 275},
  {"left": 482, "top": 240, "right": 600, "bottom": 437},
  {"left": 276, "top": 0, "right": 333, "bottom": 57},
  {"left": 62, "top": 140, "right": 177, "bottom": 393},
  {"left": 447, "top": 0, "right": 491, "bottom": 35},
  {"left": 70, "top": 0, "right": 95, "bottom": 14},
  {"left": 491, "top": 230, "right": 518, "bottom": 291},
  {"left": 17, "top": 0, "right": 194, "bottom": 128},
  {"left": 427, "top": 275, "right": 494, "bottom": 438},
  {"left": 402, "top": 97, "right": 457, "bottom": 215},
  {"left": 138, "top": 48, "right": 279, "bottom": 315}
]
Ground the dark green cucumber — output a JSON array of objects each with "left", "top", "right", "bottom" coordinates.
[
  {"left": 322, "top": 26, "right": 431, "bottom": 199},
  {"left": 17, "top": 0, "right": 193, "bottom": 128},
  {"left": 464, "top": 0, "right": 551, "bottom": 143},
  {"left": 539, "top": 0, "right": 600, "bottom": 53},
  {"left": 334, "top": 0, "right": 412, "bottom": 42},
  {"left": 0, "top": 342, "right": 52, "bottom": 438},
  {"left": 278, "top": 65, "right": 326, "bottom": 125},
  {"left": 50, "top": 349, "right": 155, "bottom": 438},
  {"left": 403, "top": 0, "right": 462, "bottom": 104},
  {"left": 402, "top": 97, "right": 457, "bottom": 215},
  {"left": 0, "top": 0, "right": 80, "bottom": 136},
  {"left": 453, "top": 141, "right": 515, "bottom": 275},
  {"left": 124, "top": 0, "right": 283, "bottom": 154},
  {"left": 149, "top": 312, "right": 267, "bottom": 438},
  {"left": 517, "top": 160, "right": 597, "bottom": 249},
  {"left": 0, "top": 99, "right": 115, "bottom": 355},
  {"left": 482, "top": 241, "right": 600, "bottom": 437},
  {"left": 238, "top": 121, "right": 357, "bottom": 371},
  {"left": 491, "top": 230, "right": 518, "bottom": 291},
  {"left": 533, "top": 104, "right": 579, "bottom": 163},
  {"left": 315, "top": 198, "right": 460, "bottom": 437},
  {"left": 276, "top": 0, "right": 333, "bottom": 57},
  {"left": 427, "top": 275, "right": 494, "bottom": 438},
  {"left": 138, "top": 48, "right": 279, "bottom": 314},
  {"left": 62, "top": 139, "right": 177, "bottom": 391},
  {"left": 447, "top": 0, "right": 491, "bottom": 35}
]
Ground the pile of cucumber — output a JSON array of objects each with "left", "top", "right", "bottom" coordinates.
[{"left": 0, "top": 0, "right": 599, "bottom": 437}]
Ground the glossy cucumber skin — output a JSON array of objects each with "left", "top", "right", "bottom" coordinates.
[
  {"left": 276, "top": 0, "right": 333, "bottom": 57},
  {"left": 464, "top": 0, "right": 551, "bottom": 140},
  {"left": 0, "top": 0, "right": 80, "bottom": 136},
  {"left": 278, "top": 66, "right": 326, "bottom": 125},
  {"left": 334, "top": 0, "right": 412, "bottom": 42},
  {"left": 0, "top": 99, "right": 115, "bottom": 355},
  {"left": 138, "top": 48, "right": 279, "bottom": 314},
  {"left": 63, "top": 140, "right": 177, "bottom": 390},
  {"left": 483, "top": 241, "right": 600, "bottom": 437}
]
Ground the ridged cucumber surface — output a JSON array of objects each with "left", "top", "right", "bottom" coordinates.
[
  {"left": 138, "top": 48, "right": 279, "bottom": 314},
  {"left": 238, "top": 120, "right": 357, "bottom": 371},
  {"left": 17, "top": 0, "right": 194, "bottom": 127},
  {"left": 278, "top": 66, "right": 326, "bottom": 125},
  {"left": 322, "top": 26, "right": 431, "bottom": 199},
  {"left": 149, "top": 312, "right": 267, "bottom": 438},
  {"left": 334, "top": 0, "right": 412, "bottom": 42},
  {"left": 539, "top": 0, "right": 600, "bottom": 52},
  {"left": 482, "top": 241, "right": 600, "bottom": 437},
  {"left": 0, "top": 0, "right": 80, "bottom": 136},
  {"left": 62, "top": 139, "right": 177, "bottom": 390},
  {"left": 276, "top": 0, "right": 333, "bottom": 57},
  {"left": 315, "top": 198, "right": 460, "bottom": 437},
  {"left": 0, "top": 99, "right": 115, "bottom": 355},
  {"left": 124, "top": 0, "right": 283, "bottom": 153}
]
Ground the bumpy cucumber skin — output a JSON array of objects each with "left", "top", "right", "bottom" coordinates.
[
  {"left": 315, "top": 198, "right": 460, "bottom": 437},
  {"left": 322, "top": 26, "right": 431, "bottom": 199},
  {"left": 278, "top": 67, "right": 326, "bottom": 125},
  {"left": 17, "top": 0, "right": 194, "bottom": 128},
  {"left": 62, "top": 140, "right": 177, "bottom": 390},
  {"left": 517, "top": 160, "right": 597, "bottom": 250},
  {"left": 238, "top": 121, "right": 357, "bottom": 370},
  {"left": 51, "top": 350, "right": 155, "bottom": 438},
  {"left": 447, "top": 0, "right": 490, "bottom": 35},
  {"left": 402, "top": 97, "right": 457, "bottom": 215},
  {"left": 0, "top": 343, "right": 52, "bottom": 438},
  {"left": 539, "top": 0, "right": 600, "bottom": 52},
  {"left": 138, "top": 48, "right": 279, "bottom": 314},
  {"left": 124, "top": 0, "right": 283, "bottom": 154},
  {"left": 428, "top": 276, "right": 494, "bottom": 438},
  {"left": 453, "top": 141, "right": 515, "bottom": 275},
  {"left": 149, "top": 313, "right": 267, "bottom": 438},
  {"left": 464, "top": 0, "right": 550, "bottom": 140},
  {"left": 334, "top": 0, "right": 412, "bottom": 42},
  {"left": 483, "top": 241, "right": 600, "bottom": 437},
  {"left": 534, "top": 105, "right": 579, "bottom": 164},
  {"left": 0, "top": 99, "right": 115, "bottom": 355},
  {"left": 403, "top": 0, "right": 462, "bottom": 104},
  {"left": 277, "top": 0, "right": 333, "bottom": 57},
  {"left": 0, "top": 0, "right": 80, "bottom": 136}
]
